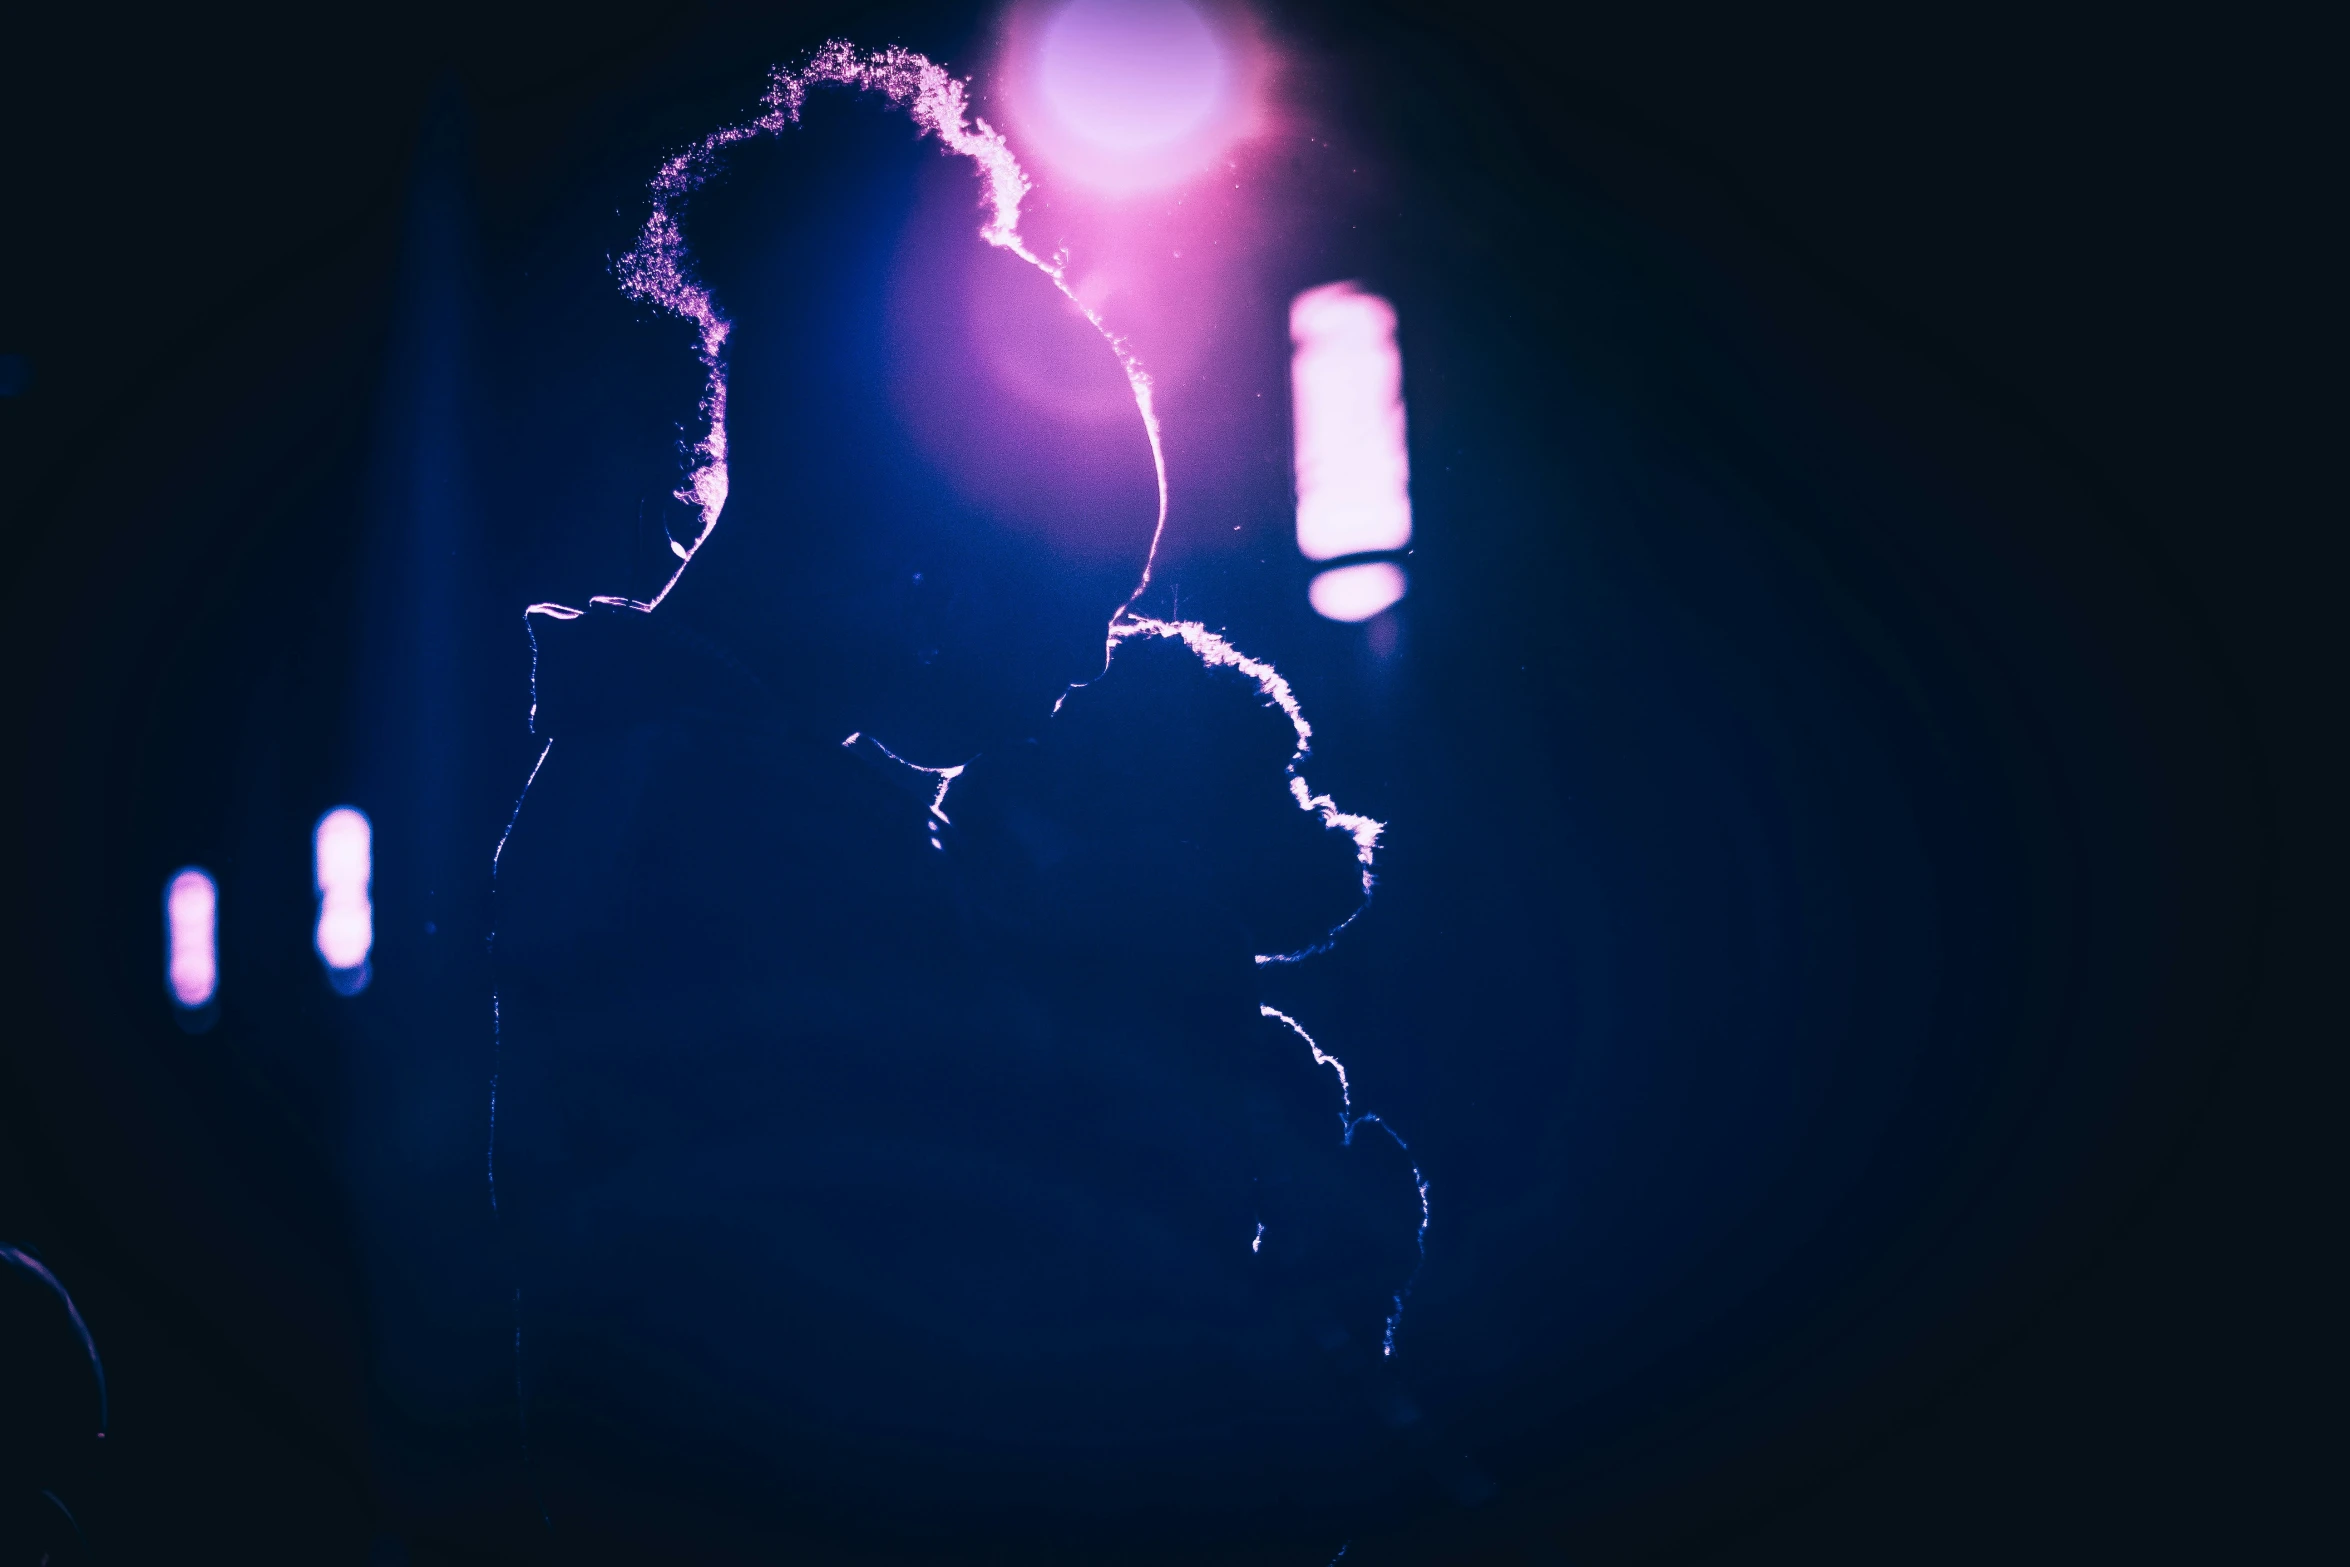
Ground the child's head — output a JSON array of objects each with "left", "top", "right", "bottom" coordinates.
[{"left": 654, "top": 89, "right": 1160, "bottom": 759}]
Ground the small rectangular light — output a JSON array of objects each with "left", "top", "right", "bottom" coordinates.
[
  {"left": 1291, "top": 282, "right": 1413, "bottom": 566},
  {"left": 314, "top": 806, "right": 373, "bottom": 994},
  {"left": 165, "top": 867, "right": 217, "bottom": 1009}
]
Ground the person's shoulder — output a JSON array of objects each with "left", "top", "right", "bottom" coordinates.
[
  {"left": 503, "top": 604, "right": 934, "bottom": 933},
  {"left": 525, "top": 599, "right": 775, "bottom": 737}
]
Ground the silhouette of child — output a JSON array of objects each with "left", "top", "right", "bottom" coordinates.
[{"left": 494, "top": 82, "right": 1419, "bottom": 1557}]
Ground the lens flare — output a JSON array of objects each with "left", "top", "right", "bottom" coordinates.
[
  {"left": 604, "top": 41, "right": 1171, "bottom": 617},
  {"left": 499, "top": 46, "right": 1430, "bottom": 1467},
  {"left": 1040, "top": 1, "right": 1227, "bottom": 152},
  {"left": 997, "top": 0, "right": 1262, "bottom": 196}
]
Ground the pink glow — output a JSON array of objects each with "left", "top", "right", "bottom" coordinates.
[
  {"left": 883, "top": 181, "right": 1164, "bottom": 561},
  {"left": 1259, "top": 1002, "right": 1352, "bottom": 1116},
  {"left": 1291, "top": 282, "right": 1412, "bottom": 563},
  {"left": 604, "top": 41, "right": 1171, "bottom": 620},
  {"left": 561, "top": 40, "right": 1388, "bottom": 962},
  {"left": 499, "top": 36, "right": 1427, "bottom": 1384},
  {"left": 1260, "top": 1005, "right": 1429, "bottom": 1355},
  {"left": 165, "top": 867, "right": 217, "bottom": 1009},
  {"left": 995, "top": 0, "right": 1260, "bottom": 196},
  {"left": 562, "top": 43, "right": 1386, "bottom": 957},
  {"left": 1041, "top": 2, "right": 1227, "bottom": 152},
  {"left": 1309, "top": 561, "right": 1408, "bottom": 623},
  {"left": 313, "top": 806, "right": 373, "bottom": 984}
]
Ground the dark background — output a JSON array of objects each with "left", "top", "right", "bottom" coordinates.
[{"left": 0, "top": 2, "right": 2333, "bottom": 1562}]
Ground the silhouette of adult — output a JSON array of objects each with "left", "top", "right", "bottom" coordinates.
[{"left": 495, "top": 88, "right": 1418, "bottom": 1559}]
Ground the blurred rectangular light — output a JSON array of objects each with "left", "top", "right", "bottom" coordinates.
[
  {"left": 165, "top": 867, "right": 217, "bottom": 1009},
  {"left": 1291, "top": 282, "right": 1412, "bottom": 564},
  {"left": 1308, "top": 560, "right": 1409, "bottom": 623},
  {"left": 314, "top": 806, "right": 373, "bottom": 994}
]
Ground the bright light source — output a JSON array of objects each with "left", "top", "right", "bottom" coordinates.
[
  {"left": 1000, "top": 0, "right": 1256, "bottom": 195},
  {"left": 1291, "top": 282, "right": 1412, "bottom": 565},
  {"left": 165, "top": 867, "right": 217, "bottom": 1009},
  {"left": 314, "top": 806, "right": 373, "bottom": 994},
  {"left": 1040, "top": 0, "right": 1227, "bottom": 151},
  {"left": 1308, "top": 560, "right": 1408, "bottom": 623}
]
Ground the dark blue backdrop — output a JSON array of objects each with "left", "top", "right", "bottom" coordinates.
[{"left": 0, "top": 4, "right": 2322, "bottom": 1564}]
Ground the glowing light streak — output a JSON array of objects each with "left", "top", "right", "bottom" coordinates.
[
  {"left": 164, "top": 867, "right": 217, "bottom": 1009},
  {"left": 0, "top": 1244, "right": 107, "bottom": 1439},
  {"left": 521, "top": 606, "right": 578, "bottom": 737},
  {"left": 1259, "top": 1003, "right": 1353, "bottom": 1128},
  {"left": 497, "top": 741, "right": 554, "bottom": 877},
  {"left": 1308, "top": 560, "right": 1408, "bottom": 623},
  {"left": 313, "top": 807, "right": 373, "bottom": 994},
  {"left": 1290, "top": 283, "right": 1412, "bottom": 565},
  {"left": 489, "top": 738, "right": 554, "bottom": 1216},
  {"left": 842, "top": 730, "right": 967, "bottom": 825},
  {"left": 1261, "top": 1005, "right": 1430, "bottom": 1356}
]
